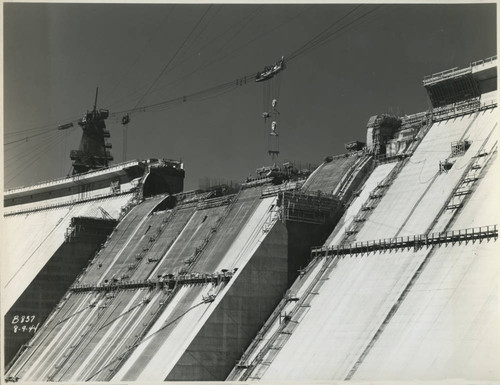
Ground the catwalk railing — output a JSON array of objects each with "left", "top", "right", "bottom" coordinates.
[
  {"left": 4, "top": 160, "right": 142, "bottom": 195},
  {"left": 196, "top": 194, "right": 235, "bottom": 210},
  {"left": 423, "top": 55, "right": 497, "bottom": 85},
  {"left": 261, "top": 180, "right": 304, "bottom": 198},
  {"left": 4, "top": 189, "right": 135, "bottom": 217},
  {"left": 311, "top": 225, "right": 497, "bottom": 258},
  {"left": 431, "top": 99, "right": 497, "bottom": 123},
  {"left": 70, "top": 271, "right": 234, "bottom": 293}
]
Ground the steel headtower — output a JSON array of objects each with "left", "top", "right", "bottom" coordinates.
[{"left": 70, "top": 88, "right": 113, "bottom": 174}]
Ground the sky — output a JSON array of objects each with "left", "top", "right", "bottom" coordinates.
[{"left": 3, "top": 2, "right": 497, "bottom": 191}]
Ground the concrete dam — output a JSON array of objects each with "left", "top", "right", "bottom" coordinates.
[{"left": 3, "top": 56, "right": 498, "bottom": 382}]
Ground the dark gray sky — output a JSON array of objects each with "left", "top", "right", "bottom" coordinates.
[{"left": 3, "top": 2, "right": 496, "bottom": 191}]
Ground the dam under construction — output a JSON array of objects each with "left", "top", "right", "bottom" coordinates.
[{"left": 3, "top": 53, "right": 498, "bottom": 382}]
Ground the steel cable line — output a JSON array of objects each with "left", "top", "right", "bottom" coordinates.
[
  {"left": 4, "top": 131, "right": 57, "bottom": 153},
  {"left": 132, "top": 5, "right": 213, "bottom": 111},
  {"left": 3, "top": 4, "right": 381, "bottom": 187},
  {"left": 5, "top": 125, "right": 67, "bottom": 161},
  {"left": 5, "top": 130, "right": 64, "bottom": 170},
  {"left": 141, "top": 6, "right": 264, "bottom": 99},
  {"left": 110, "top": 74, "right": 256, "bottom": 117},
  {"left": 6, "top": 138, "right": 67, "bottom": 187},
  {"left": 7, "top": 299, "right": 91, "bottom": 378},
  {"left": 55, "top": 297, "right": 144, "bottom": 381},
  {"left": 4, "top": 7, "right": 210, "bottom": 168},
  {"left": 172, "top": 6, "right": 263, "bottom": 79},
  {"left": 146, "top": 84, "right": 240, "bottom": 113},
  {"left": 155, "top": 4, "right": 312, "bottom": 97},
  {"left": 304, "top": 5, "right": 386, "bottom": 59},
  {"left": 287, "top": 5, "right": 363, "bottom": 61},
  {"left": 115, "top": 5, "right": 212, "bottom": 162},
  {"left": 287, "top": 4, "right": 365, "bottom": 62},
  {"left": 5, "top": 5, "right": 306, "bottom": 144},
  {"left": 6, "top": 36, "right": 213, "bottom": 137},
  {"left": 105, "top": 8, "right": 175, "bottom": 107},
  {"left": 85, "top": 298, "right": 210, "bottom": 381},
  {"left": 6, "top": 4, "right": 383, "bottom": 158},
  {"left": 46, "top": 299, "right": 124, "bottom": 381},
  {"left": 288, "top": 5, "right": 384, "bottom": 63},
  {"left": 6, "top": 131, "right": 68, "bottom": 184},
  {"left": 5, "top": 130, "right": 59, "bottom": 146},
  {"left": 101, "top": 6, "right": 255, "bottom": 112},
  {"left": 4, "top": 126, "right": 73, "bottom": 177},
  {"left": 103, "top": 6, "right": 224, "bottom": 112},
  {"left": 177, "top": 83, "right": 240, "bottom": 103},
  {"left": 4, "top": 113, "right": 82, "bottom": 138},
  {"left": 112, "top": 6, "right": 262, "bottom": 114},
  {"left": 5, "top": 124, "right": 61, "bottom": 138},
  {"left": 189, "top": 5, "right": 222, "bottom": 47},
  {"left": 334, "top": 4, "right": 399, "bottom": 39},
  {"left": 111, "top": 4, "right": 380, "bottom": 119}
]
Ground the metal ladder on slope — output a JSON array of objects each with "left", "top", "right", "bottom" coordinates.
[
  {"left": 343, "top": 157, "right": 409, "bottom": 241},
  {"left": 424, "top": 126, "right": 497, "bottom": 235},
  {"left": 123, "top": 207, "right": 180, "bottom": 277},
  {"left": 345, "top": 128, "right": 498, "bottom": 380},
  {"left": 229, "top": 253, "right": 322, "bottom": 377},
  {"left": 103, "top": 191, "right": 244, "bottom": 378},
  {"left": 238, "top": 254, "right": 340, "bottom": 380},
  {"left": 52, "top": 208, "right": 186, "bottom": 379},
  {"left": 444, "top": 144, "right": 496, "bottom": 211},
  {"left": 45, "top": 294, "right": 117, "bottom": 381},
  {"left": 184, "top": 189, "right": 243, "bottom": 271},
  {"left": 103, "top": 287, "right": 181, "bottom": 380},
  {"left": 262, "top": 203, "right": 282, "bottom": 233},
  {"left": 334, "top": 155, "right": 371, "bottom": 200}
]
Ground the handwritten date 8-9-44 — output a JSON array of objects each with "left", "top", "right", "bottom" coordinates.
[{"left": 11, "top": 315, "right": 40, "bottom": 333}]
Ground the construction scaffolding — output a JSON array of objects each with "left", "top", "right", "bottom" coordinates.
[
  {"left": 431, "top": 98, "right": 497, "bottom": 122},
  {"left": 311, "top": 224, "right": 497, "bottom": 258},
  {"left": 423, "top": 56, "right": 497, "bottom": 109},
  {"left": 424, "top": 73, "right": 480, "bottom": 108},
  {"left": 450, "top": 140, "right": 471, "bottom": 157},
  {"left": 196, "top": 194, "right": 235, "bottom": 210},
  {"left": 280, "top": 190, "right": 342, "bottom": 225},
  {"left": 70, "top": 271, "right": 234, "bottom": 293},
  {"left": 64, "top": 216, "right": 118, "bottom": 242}
]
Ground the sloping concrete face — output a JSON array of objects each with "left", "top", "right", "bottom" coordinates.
[
  {"left": 303, "top": 154, "right": 360, "bottom": 194},
  {"left": 351, "top": 149, "right": 500, "bottom": 380},
  {"left": 3, "top": 195, "right": 173, "bottom": 381},
  {"left": 259, "top": 248, "right": 430, "bottom": 381},
  {"left": 166, "top": 222, "right": 288, "bottom": 381},
  {"left": 326, "top": 162, "right": 397, "bottom": 245},
  {"left": 112, "top": 195, "right": 283, "bottom": 381},
  {"left": 353, "top": 242, "right": 499, "bottom": 381},
  {"left": 355, "top": 109, "right": 496, "bottom": 241},
  {"left": 231, "top": 102, "right": 498, "bottom": 381},
  {"left": 5, "top": 184, "right": 294, "bottom": 382},
  {"left": 2, "top": 193, "right": 134, "bottom": 314},
  {"left": 4, "top": 219, "right": 116, "bottom": 365}
]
